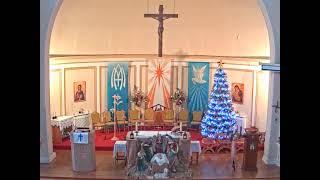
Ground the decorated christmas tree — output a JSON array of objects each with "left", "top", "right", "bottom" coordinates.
[{"left": 201, "top": 62, "right": 237, "bottom": 139}]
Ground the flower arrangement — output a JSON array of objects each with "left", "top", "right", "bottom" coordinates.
[
  {"left": 129, "top": 85, "right": 148, "bottom": 107},
  {"left": 170, "top": 88, "right": 186, "bottom": 106}
]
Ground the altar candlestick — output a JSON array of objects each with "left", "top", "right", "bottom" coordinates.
[
  {"left": 180, "top": 122, "right": 182, "bottom": 132},
  {"left": 135, "top": 122, "right": 138, "bottom": 132},
  {"left": 111, "top": 94, "right": 119, "bottom": 141},
  {"left": 231, "top": 140, "right": 236, "bottom": 169}
]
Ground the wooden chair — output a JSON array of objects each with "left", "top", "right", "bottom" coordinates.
[
  {"left": 102, "top": 111, "right": 114, "bottom": 133},
  {"left": 144, "top": 108, "right": 155, "bottom": 129},
  {"left": 128, "top": 109, "right": 140, "bottom": 131},
  {"left": 163, "top": 109, "right": 174, "bottom": 128},
  {"left": 115, "top": 110, "right": 128, "bottom": 132},
  {"left": 91, "top": 111, "right": 106, "bottom": 132},
  {"left": 178, "top": 109, "right": 189, "bottom": 131},
  {"left": 190, "top": 111, "right": 203, "bottom": 131}
]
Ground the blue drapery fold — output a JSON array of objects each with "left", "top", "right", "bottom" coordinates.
[
  {"left": 187, "top": 62, "right": 209, "bottom": 122},
  {"left": 107, "top": 62, "right": 129, "bottom": 116}
]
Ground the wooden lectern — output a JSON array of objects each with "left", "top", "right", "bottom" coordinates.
[{"left": 242, "top": 127, "right": 259, "bottom": 171}]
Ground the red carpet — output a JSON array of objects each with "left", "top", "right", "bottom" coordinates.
[{"left": 53, "top": 129, "right": 203, "bottom": 151}]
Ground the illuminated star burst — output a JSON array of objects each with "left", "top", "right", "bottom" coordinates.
[{"left": 147, "top": 59, "right": 171, "bottom": 108}]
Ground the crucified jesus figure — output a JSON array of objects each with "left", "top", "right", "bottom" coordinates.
[{"left": 144, "top": 5, "right": 178, "bottom": 57}]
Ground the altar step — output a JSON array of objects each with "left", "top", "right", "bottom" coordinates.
[
  {"left": 53, "top": 130, "right": 264, "bottom": 152},
  {"left": 53, "top": 130, "right": 203, "bottom": 151}
]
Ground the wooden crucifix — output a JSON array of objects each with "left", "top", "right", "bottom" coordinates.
[{"left": 144, "top": 5, "right": 178, "bottom": 57}]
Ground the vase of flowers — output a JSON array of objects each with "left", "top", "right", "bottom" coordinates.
[
  {"left": 129, "top": 85, "right": 148, "bottom": 108},
  {"left": 170, "top": 88, "right": 186, "bottom": 124},
  {"left": 170, "top": 88, "right": 186, "bottom": 106}
]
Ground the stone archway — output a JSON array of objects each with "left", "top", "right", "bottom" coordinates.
[
  {"left": 40, "top": 0, "right": 64, "bottom": 163},
  {"left": 257, "top": 0, "right": 280, "bottom": 166},
  {"left": 40, "top": 0, "right": 280, "bottom": 163}
]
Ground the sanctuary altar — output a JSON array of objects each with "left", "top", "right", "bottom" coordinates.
[{"left": 125, "top": 131, "right": 192, "bottom": 179}]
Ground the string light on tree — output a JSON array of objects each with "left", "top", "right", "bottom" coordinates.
[{"left": 201, "top": 61, "right": 237, "bottom": 140}]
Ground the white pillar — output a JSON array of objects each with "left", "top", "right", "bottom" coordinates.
[
  {"left": 178, "top": 65, "right": 182, "bottom": 89},
  {"left": 262, "top": 72, "right": 280, "bottom": 165},
  {"left": 258, "top": 0, "right": 280, "bottom": 65},
  {"left": 136, "top": 65, "right": 141, "bottom": 88},
  {"left": 96, "top": 66, "right": 101, "bottom": 113},
  {"left": 251, "top": 71, "right": 257, "bottom": 127},
  {"left": 61, "top": 67, "right": 65, "bottom": 115}
]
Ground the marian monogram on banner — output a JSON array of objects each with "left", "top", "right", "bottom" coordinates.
[
  {"left": 111, "top": 64, "right": 126, "bottom": 91},
  {"left": 107, "top": 63, "right": 129, "bottom": 114}
]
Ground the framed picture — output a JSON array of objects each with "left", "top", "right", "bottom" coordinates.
[
  {"left": 74, "top": 81, "right": 86, "bottom": 102},
  {"left": 231, "top": 83, "right": 244, "bottom": 104}
]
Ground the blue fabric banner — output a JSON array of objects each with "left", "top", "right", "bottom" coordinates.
[
  {"left": 107, "top": 62, "right": 129, "bottom": 116},
  {"left": 187, "top": 62, "right": 210, "bottom": 122}
]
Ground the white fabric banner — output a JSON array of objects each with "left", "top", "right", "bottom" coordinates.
[{"left": 147, "top": 58, "right": 172, "bottom": 108}]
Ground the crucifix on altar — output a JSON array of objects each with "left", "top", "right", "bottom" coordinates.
[{"left": 144, "top": 5, "right": 178, "bottom": 57}]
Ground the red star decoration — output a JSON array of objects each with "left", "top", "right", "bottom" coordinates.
[{"left": 155, "top": 64, "right": 164, "bottom": 85}]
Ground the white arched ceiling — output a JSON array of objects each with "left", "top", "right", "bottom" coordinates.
[{"left": 50, "top": 0, "right": 270, "bottom": 57}]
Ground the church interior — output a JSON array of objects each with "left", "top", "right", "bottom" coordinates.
[{"left": 40, "top": 0, "right": 280, "bottom": 179}]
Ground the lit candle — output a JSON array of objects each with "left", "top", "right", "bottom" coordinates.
[
  {"left": 135, "top": 122, "right": 138, "bottom": 132},
  {"left": 180, "top": 122, "right": 182, "bottom": 132}
]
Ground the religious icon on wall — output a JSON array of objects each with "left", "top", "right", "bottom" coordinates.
[
  {"left": 74, "top": 81, "right": 86, "bottom": 102},
  {"left": 231, "top": 83, "right": 244, "bottom": 104}
]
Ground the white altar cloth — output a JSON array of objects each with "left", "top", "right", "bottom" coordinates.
[
  {"left": 132, "top": 131, "right": 184, "bottom": 139},
  {"left": 73, "top": 113, "right": 91, "bottom": 129},
  {"left": 51, "top": 116, "right": 74, "bottom": 131},
  {"left": 236, "top": 115, "right": 246, "bottom": 134},
  {"left": 190, "top": 140, "right": 201, "bottom": 156},
  {"left": 113, "top": 141, "right": 127, "bottom": 158}
]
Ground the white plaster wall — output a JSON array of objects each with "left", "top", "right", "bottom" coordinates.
[
  {"left": 224, "top": 69, "right": 253, "bottom": 127},
  {"left": 50, "top": 0, "right": 269, "bottom": 57}
]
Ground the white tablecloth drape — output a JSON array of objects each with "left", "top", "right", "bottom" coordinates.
[
  {"left": 51, "top": 116, "right": 74, "bottom": 131},
  {"left": 190, "top": 140, "right": 201, "bottom": 156},
  {"left": 236, "top": 116, "right": 246, "bottom": 134},
  {"left": 73, "top": 113, "right": 91, "bottom": 129},
  {"left": 132, "top": 131, "right": 182, "bottom": 139},
  {"left": 51, "top": 113, "right": 92, "bottom": 131},
  {"left": 113, "top": 141, "right": 127, "bottom": 158}
]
